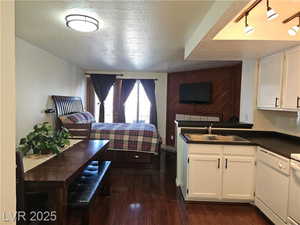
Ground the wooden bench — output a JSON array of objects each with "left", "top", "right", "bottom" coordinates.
[{"left": 68, "top": 160, "right": 111, "bottom": 225}]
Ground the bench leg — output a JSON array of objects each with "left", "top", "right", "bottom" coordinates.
[
  {"left": 82, "top": 208, "right": 90, "bottom": 225},
  {"left": 103, "top": 181, "right": 110, "bottom": 196},
  {"left": 160, "top": 149, "right": 166, "bottom": 173},
  {"left": 103, "top": 171, "right": 111, "bottom": 196}
]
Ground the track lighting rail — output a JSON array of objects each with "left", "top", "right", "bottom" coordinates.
[
  {"left": 235, "top": 0, "right": 262, "bottom": 23},
  {"left": 283, "top": 11, "right": 300, "bottom": 24}
]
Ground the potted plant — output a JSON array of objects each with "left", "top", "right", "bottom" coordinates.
[{"left": 17, "top": 122, "right": 71, "bottom": 156}]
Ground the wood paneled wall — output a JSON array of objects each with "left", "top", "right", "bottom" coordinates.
[{"left": 166, "top": 64, "right": 242, "bottom": 146}]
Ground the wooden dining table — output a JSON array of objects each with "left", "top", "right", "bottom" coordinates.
[{"left": 24, "top": 139, "right": 109, "bottom": 225}]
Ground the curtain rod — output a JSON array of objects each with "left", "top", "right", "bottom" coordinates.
[
  {"left": 120, "top": 78, "right": 158, "bottom": 81},
  {"left": 85, "top": 73, "right": 124, "bottom": 76},
  {"left": 85, "top": 73, "right": 158, "bottom": 81}
]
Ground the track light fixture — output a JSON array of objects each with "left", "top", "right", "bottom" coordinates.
[
  {"left": 236, "top": 1, "right": 300, "bottom": 36},
  {"left": 244, "top": 13, "right": 255, "bottom": 35},
  {"left": 266, "top": 0, "right": 279, "bottom": 21},
  {"left": 283, "top": 12, "right": 300, "bottom": 36},
  {"left": 235, "top": 0, "right": 261, "bottom": 35},
  {"left": 288, "top": 17, "right": 300, "bottom": 36},
  {"left": 235, "top": 0, "right": 280, "bottom": 35}
]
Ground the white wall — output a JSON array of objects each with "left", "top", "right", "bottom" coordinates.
[
  {"left": 86, "top": 70, "right": 168, "bottom": 144},
  {"left": 16, "top": 37, "right": 86, "bottom": 142},
  {"left": 0, "top": 1, "right": 16, "bottom": 224},
  {"left": 239, "top": 60, "right": 258, "bottom": 124},
  {"left": 240, "top": 58, "right": 300, "bottom": 137}
]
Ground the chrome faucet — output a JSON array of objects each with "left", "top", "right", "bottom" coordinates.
[{"left": 208, "top": 123, "right": 213, "bottom": 135}]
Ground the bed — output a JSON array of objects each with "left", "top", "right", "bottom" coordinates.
[{"left": 52, "top": 95, "right": 161, "bottom": 168}]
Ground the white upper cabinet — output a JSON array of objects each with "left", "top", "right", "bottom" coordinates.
[
  {"left": 257, "top": 52, "right": 284, "bottom": 108},
  {"left": 282, "top": 47, "right": 300, "bottom": 109}
]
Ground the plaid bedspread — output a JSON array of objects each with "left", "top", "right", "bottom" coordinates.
[{"left": 90, "top": 123, "right": 161, "bottom": 154}]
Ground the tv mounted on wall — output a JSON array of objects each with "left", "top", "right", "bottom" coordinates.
[{"left": 179, "top": 82, "right": 212, "bottom": 104}]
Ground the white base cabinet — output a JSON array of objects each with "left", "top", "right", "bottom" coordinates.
[
  {"left": 178, "top": 139, "right": 293, "bottom": 225},
  {"left": 222, "top": 155, "right": 255, "bottom": 200},
  {"left": 188, "top": 154, "right": 222, "bottom": 199},
  {"left": 181, "top": 144, "right": 256, "bottom": 202}
]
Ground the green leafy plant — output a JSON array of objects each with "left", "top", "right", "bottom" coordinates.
[{"left": 17, "top": 122, "right": 71, "bottom": 156}]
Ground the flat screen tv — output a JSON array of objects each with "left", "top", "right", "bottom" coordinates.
[{"left": 179, "top": 82, "right": 212, "bottom": 104}]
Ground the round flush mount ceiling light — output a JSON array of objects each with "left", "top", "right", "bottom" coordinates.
[{"left": 65, "top": 14, "right": 99, "bottom": 32}]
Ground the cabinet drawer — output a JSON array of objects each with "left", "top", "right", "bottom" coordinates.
[
  {"left": 223, "top": 145, "right": 256, "bottom": 156},
  {"left": 188, "top": 144, "right": 222, "bottom": 155},
  {"left": 126, "top": 152, "right": 152, "bottom": 163}
]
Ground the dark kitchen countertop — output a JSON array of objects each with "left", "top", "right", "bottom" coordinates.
[
  {"left": 181, "top": 129, "right": 300, "bottom": 159},
  {"left": 175, "top": 120, "right": 253, "bottom": 129}
]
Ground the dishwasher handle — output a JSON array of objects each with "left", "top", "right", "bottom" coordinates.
[{"left": 291, "top": 162, "right": 300, "bottom": 171}]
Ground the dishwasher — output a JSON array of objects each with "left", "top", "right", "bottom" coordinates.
[
  {"left": 288, "top": 154, "right": 300, "bottom": 225},
  {"left": 255, "top": 147, "right": 290, "bottom": 225}
]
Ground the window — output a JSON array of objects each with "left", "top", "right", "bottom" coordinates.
[
  {"left": 94, "top": 86, "right": 114, "bottom": 123},
  {"left": 125, "top": 80, "right": 151, "bottom": 123}
]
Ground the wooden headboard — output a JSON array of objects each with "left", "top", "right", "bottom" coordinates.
[{"left": 52, "top": 95, "right": 84, "bottom": 128}]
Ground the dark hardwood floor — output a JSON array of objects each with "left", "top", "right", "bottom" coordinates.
[{"left": 69, "top": 153, "right": 272, "bottom": 225}]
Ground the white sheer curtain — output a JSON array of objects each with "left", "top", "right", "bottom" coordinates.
[{"left": 124, "top": 80, "right": 151, "bottom": 123}]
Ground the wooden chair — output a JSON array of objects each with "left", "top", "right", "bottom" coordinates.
[
  {"left": 63, "top": 123, "right": 92, "bottom": 139},
  {"left": 64, "top": 123, "right": 101, "bottom": 171},
  {"left": 16, "top": 151, "right": 26, "bottom": 225},
  {"left": 16, "top": 152, "right": 48, "bottom": 225}
]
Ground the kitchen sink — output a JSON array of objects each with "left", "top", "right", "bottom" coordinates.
[{"left": 184, "top": 134, "right": 250, "bottom": 143}]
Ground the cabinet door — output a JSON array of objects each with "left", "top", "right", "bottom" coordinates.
[
  {"left": 222, "top": 156, "right": 255, "bottom": 200},
  {"left": 257, "top": 53, "right": 284, "bottom": 108},
  {"left": 181, "top": 143, "right": 189, "bottom": 199},
  {"left": 188, "top": 154, "right": 221, "bottom": 200},
  {"left": 282, "top": 47, "right": 300, "bottom": 109}
]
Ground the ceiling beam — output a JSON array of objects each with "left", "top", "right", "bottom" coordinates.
[
  {"left": 234, "top": 0, "right": 262, "bottom": 23},
  {"left": 282, "top": 11, "right": 300, "bottom": 24}
]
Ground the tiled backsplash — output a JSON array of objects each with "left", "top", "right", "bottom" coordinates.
[{"left": 175, "top": 114, "right": 220, "bottom": 122}]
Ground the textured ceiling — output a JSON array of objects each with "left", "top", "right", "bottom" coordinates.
[{"left": 16, "top": 0, "right": 240, "bottom": 72}]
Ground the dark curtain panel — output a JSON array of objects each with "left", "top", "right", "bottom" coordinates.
[
  {"left": 113, "top": 79, "right": 122, "bottom": 123},
  {"left": 90, "top": 74, "right": 116, "bottom": 122},
  {"left": 118, "top": 79, "right": 136, "bottom": 123},
  {"left": 86, "top": 77, "right": 95, "bottom": 116},
  {"left": 140, "top": 79, "right": 157, "bottom": 127}
]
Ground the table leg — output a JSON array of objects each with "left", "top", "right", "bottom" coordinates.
[{"left": 48, "top": 185, "right": 68, "bottom": 225}]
